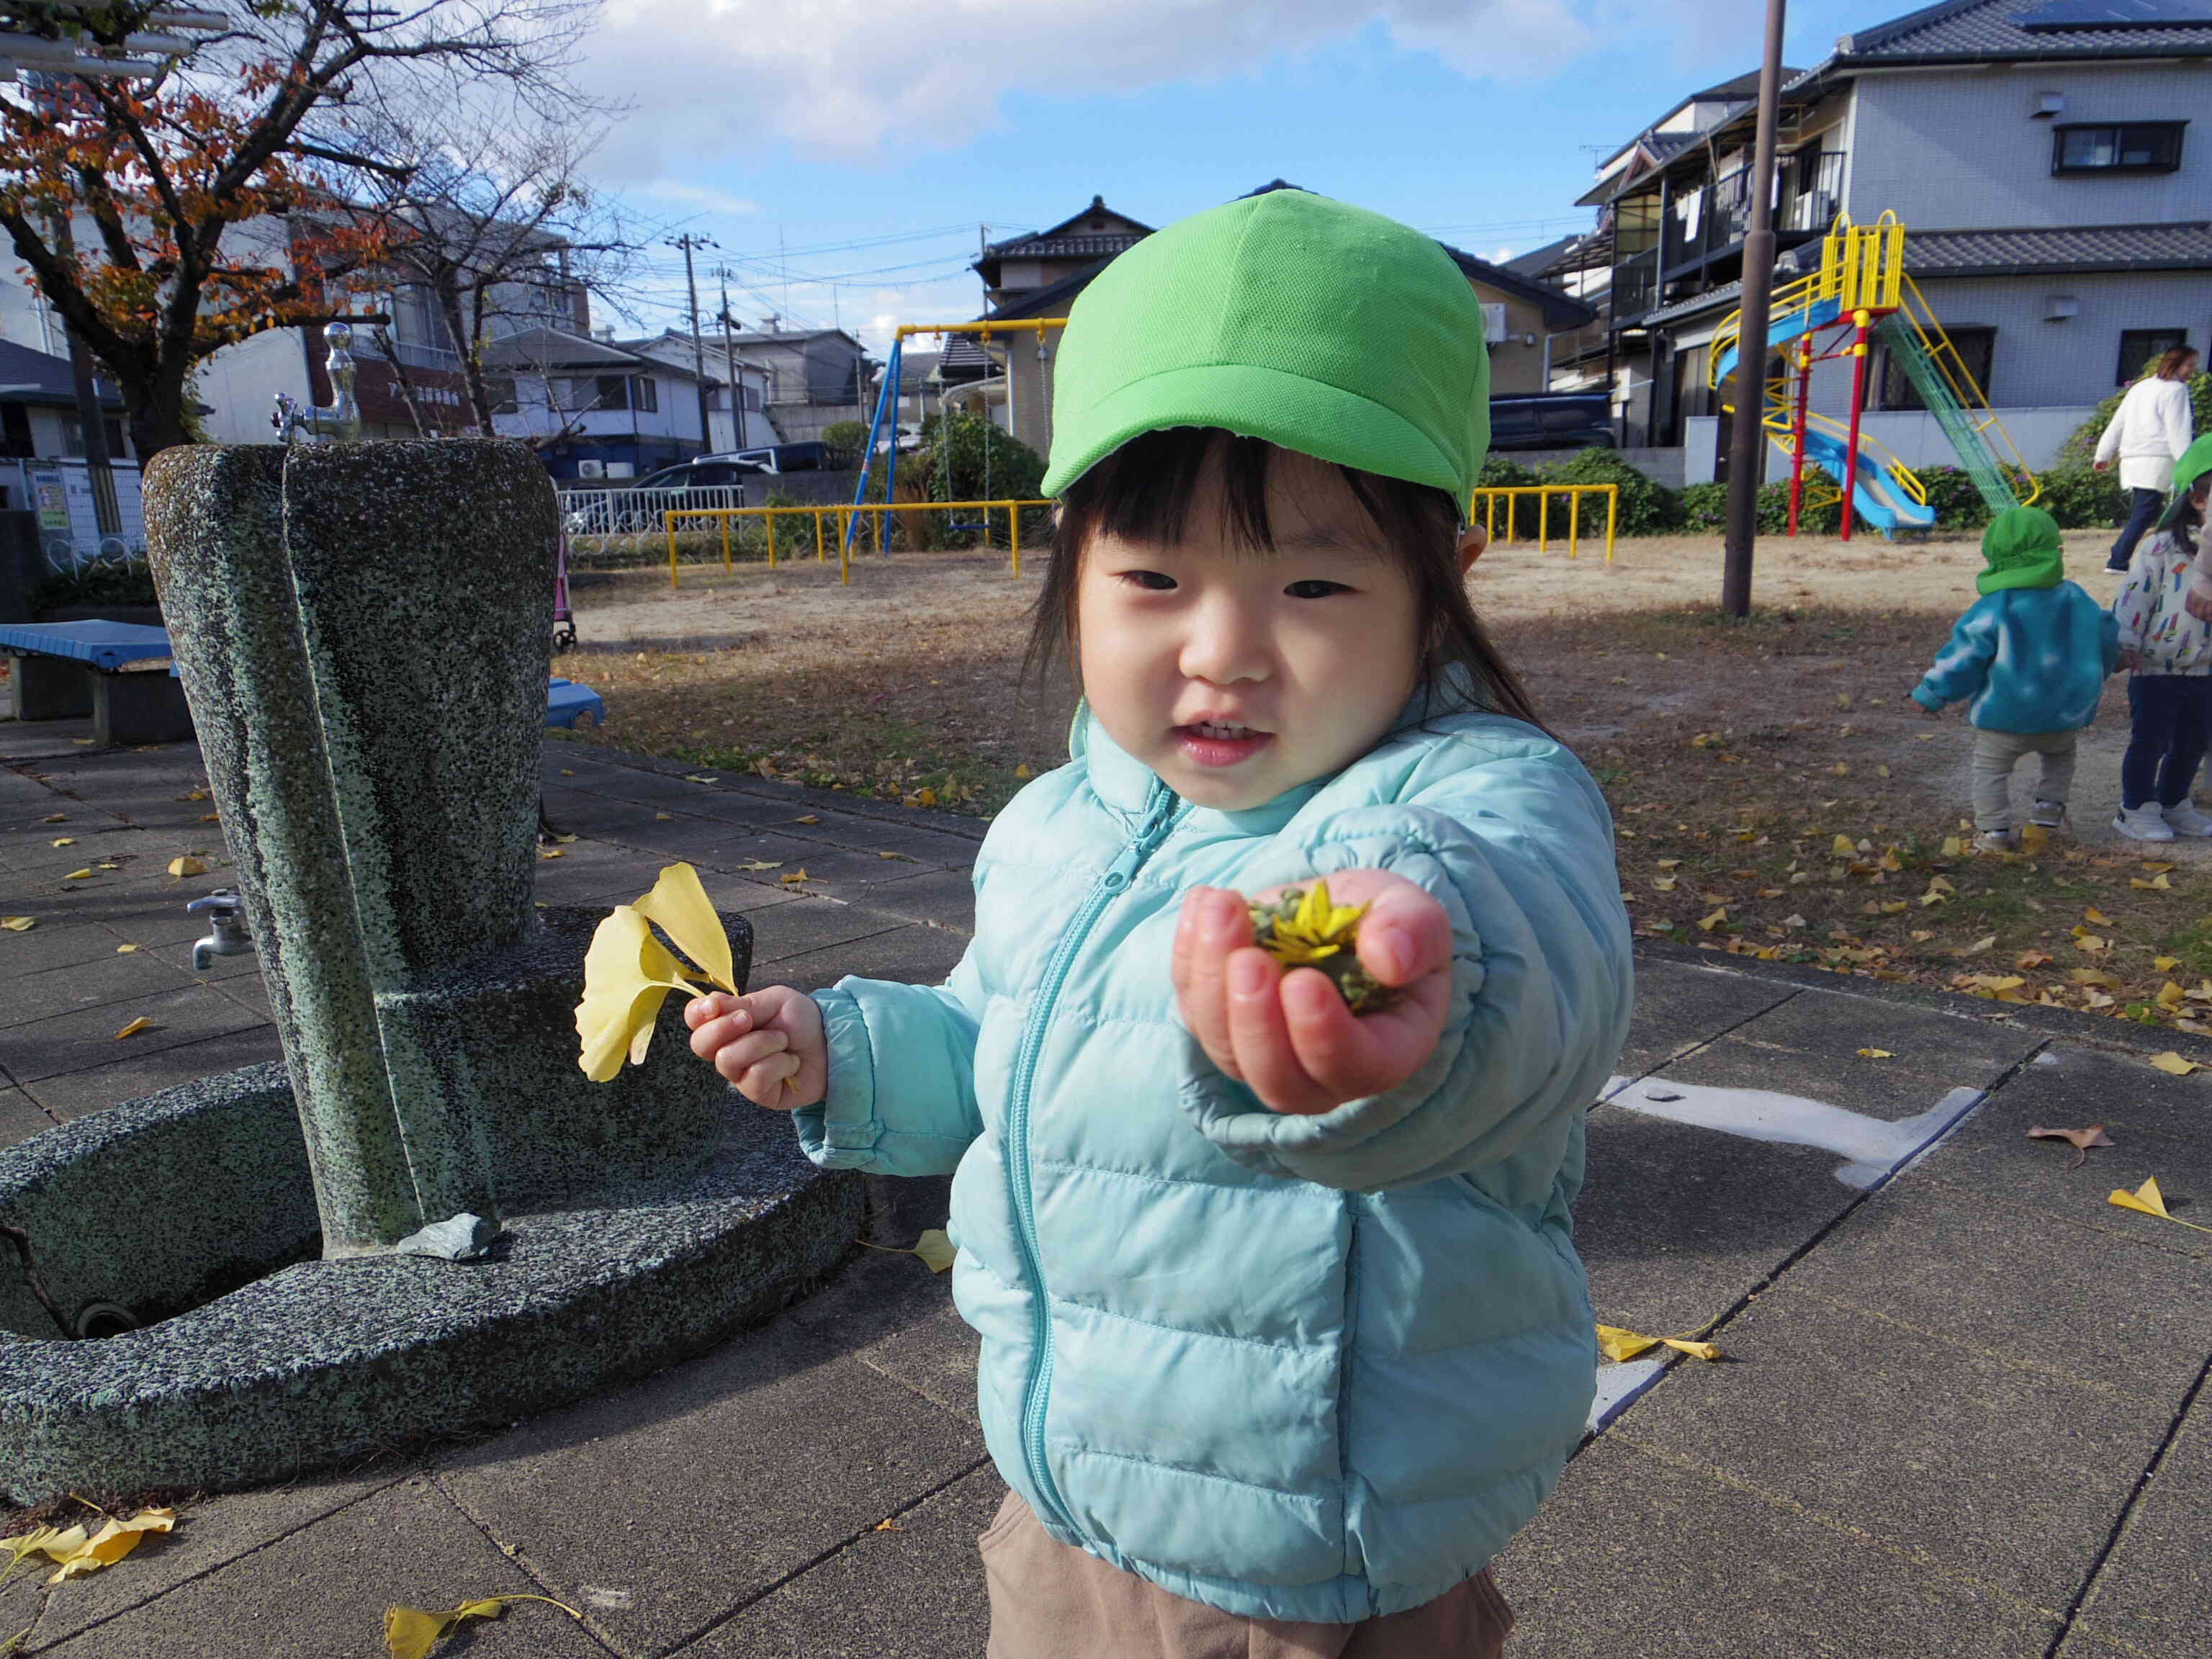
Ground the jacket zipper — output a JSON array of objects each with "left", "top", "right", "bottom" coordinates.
[{"left": 1005, "top": 779, "right": 1184, "bottom": 1535}]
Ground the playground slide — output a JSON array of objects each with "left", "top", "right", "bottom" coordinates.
[
  {"left": 1797, "top": 426, "right": 1935, "bottom": 534},
  {"left": 1709, "top": 294, "right": 1843, "bottom": 387}
]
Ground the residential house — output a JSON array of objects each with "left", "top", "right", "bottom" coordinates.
[
  {"left": 619, "top": 331, "right": 773, "bottom": 453},
  {"left": 718, "top": 327, "right": 873, "bottom": 444},
  {"left": 1576, "top": 0, "right": 2212, "bottom": 478},
  {"left": 952, "top": 182, "right": 1596, "bottom": 461},
  {"left": 479, "top": 326, "right": 730, "bottom": 481}
]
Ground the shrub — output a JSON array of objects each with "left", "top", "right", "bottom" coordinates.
[
  {"left": 2031, "top": 464, "right": 2128, "bottom": 530},
  {"left": 1911, "top": 465, "right": 1991, "bottom": 533},
  {"left": 29, "top": 554, "right": 158, "bottom": 612},
  {"left": 1680, "top": 481, "right": 1728, "bottom": 532},
  {"left": 1533, "top": 448, "right": 1684, "bottom": 539},
  {"left": 819, "top": 420, "right": 868, "bottom": 467},
  {"left": 1475, "top": 454, "right": 1540, "bottom": 490},
  {"left": 900, "top": 412, "right": 1047, "bottom": 549}
]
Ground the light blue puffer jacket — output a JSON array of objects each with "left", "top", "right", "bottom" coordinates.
[{"left": 793, "top": 685, "right": 1633, "bottom": 1622}]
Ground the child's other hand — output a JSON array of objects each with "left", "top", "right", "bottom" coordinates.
[
  {"left": 1171, "top": 873, "right": 1454, "bottom": 1117},
  {"left": 685, "top": 986, "right": 827, "bottom": 1110},
  {"left": 2120, "top": 648, "right": 2143, "bottom": 673}
]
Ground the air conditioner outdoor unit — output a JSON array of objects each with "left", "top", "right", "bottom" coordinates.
[
  {"left": 1481, "top": 304, "right": 1509, "bottom": 347},
  {"left": 576, "top": 459, "right": 606, "bottom": 479}
]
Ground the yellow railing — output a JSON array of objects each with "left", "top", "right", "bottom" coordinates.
[
  {"left": 663, "top": 499, "right": 1053, "bottom": 586},
  {"left": 1469, "top": 484, "right": 1619, "bottom": 562}
]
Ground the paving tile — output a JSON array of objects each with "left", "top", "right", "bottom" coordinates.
[
  {"left": 4, "top": 868, "right": 238, "bottom": 938},
  {"left": 675, "top": 1462, "right": 999, "bottom": 1658},
  {"left": 1614, "top": 1286, "right": 2174, "bottom": 1611},
  {"left": 35, "top": 1476, "right": 609, "bottom": 1659},
  {"left": 860, "top": 867, "right": 977, "bottom": 932},
  {"left": 783, "top": 1246, "right": 978, "bottom": 1420},
  {"left": 2062, "top": 1381, "right": 2212, "bottom": 1658},
  {"left": 1914, "top": 1046, "right": 2212, "bottom": 1262},
  {"left": 434, "top": 1316, "right": 986, "bottom": 1658},
  {"left": 1494, "top": 1434, "right": 2059, "bottom": 1658},
  {"left": 1614, "top": 958, "right": 1801, "bottom": 1080},
  {"left": 20, "top": 1025, "right": 285, "bottom": 1122},
  {"left": 138, "top": 935, "right": 264, "bottom": 982},
  {"left": 0, "top": 982, "right": 267, "bottom": 1084},
  {"left": 0, "top": 918, "right": 140, "bottom": 979},
  {"left": 0, "top": 948, "right": 196, "bottom": 1028},
  {"left": 1661, "top": 985, "right": 2042, "bottom": 1123},
  {"left": 27, "top": 1467, "right": 410, "bottom": 1651},
  {"left": 1576, "top": 1102, "right": 1865, "bottom": 1337},
  {"left": 0, "top": 830, "right": 192, "bottom": 878},
  {"left": 775, "top": 815, "right": 984, "bottom": 866},
  {"left": 1781, "top": 1172, "right": 2212, "bottom": 1402},
  {"left": 0, "top": 1084, "right": 58, "bottom": 1151},
  {"left": 745, "top": 899, "right": 909, "bottom": 968},
  {"left": 773, "top": 925, "right": 971, "bottom": 995}
]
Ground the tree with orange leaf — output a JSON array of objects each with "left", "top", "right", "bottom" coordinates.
[{"left": 0, "top": 0, "right": 599, "bottom": 459}]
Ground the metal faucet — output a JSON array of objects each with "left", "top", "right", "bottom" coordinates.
[
  {"left": 187, "top": 891, "right": 255, "bottom": 971},
  {"left": 272, "top": 321, "right": 363, "bottom": 444}
]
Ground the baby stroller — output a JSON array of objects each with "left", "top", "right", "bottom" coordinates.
[{"left": 552, "top": 531, "right": 577, "bottom": 653}]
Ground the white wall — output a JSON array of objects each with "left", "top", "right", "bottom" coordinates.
[
  {"left": 194, "top": 330, "right": 313, "bottom": 444},
  {"left": 1848, "top": 63, "right": 2211, "bottom": 231}
]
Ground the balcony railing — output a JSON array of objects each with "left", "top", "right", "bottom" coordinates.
[
  {"left": 355, "top": 333, "right": 465, "bottom": 375},
  {"left": 1611, "top": 251, "right": 1658, "bottom": 321},
  {"left": 1656, "top": 149, "right": 1844, "bottom": 276}
]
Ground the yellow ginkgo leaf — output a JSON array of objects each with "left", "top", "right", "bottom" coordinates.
[
  {"left": 794, "top": 814, "right": 819, "bottom": 825},
  {"left": 63, "top": 868, "right": 93, "bottom": 881},
  {"left": 2157, "top": 956, "right": 2182, "bottom": 973},
  {"left": 1660, "top": 1337, "right": 1724, "bottom": 1362},
  {"left": 43, "top": 1509, "right": 176, "bottom": 1583},
  {"left": 538, "top": 848, "right": 565, "bottom": 860},
  {"left": 1856, "top": 1047, "right": 1893, "bottom": 1058},
  {"left": 115, "top": 1017, "right": 152, "bottom": 1040},
  {"left": 167, "top": 855, "right": 205, "bottom": 878},
  {"left": 2084, "top": 907, "right": 2112, "bottom": 926},
  {"left": 2135, "top": 874, "right": 2175, "bottom": 891},
  {"left": 1696, "top": 908, "right": 1728, "bottom": 933},
  {"left": 574, "top": 907, "right": 698, "bottom": 1082},
  {"left": 912, "top": 1228, "right": 956, "bottom": 1273},
  {"left": 115, "top": 943, "right": 139, "bottom": 953},
  {"left": 1831, "top": 834, "right": 1856, "bottom": 855},
  {"left": 1, "top": 917, "right": 34, "bottom": 932},
  {"left": 2149, "top": 1051, "right": 2203, "bottom": 1076},
  {"left": 1595, "top": 1323, "right": 1658, "bottom": 1363},
  {"left": 2108, "top": 1177, "right": 2212, "bottom": 1234},
  {"left": 877, "top": 850, "right": 917, "bottom": 862},
  {"left": 631, "top": 862, "right": 736, "bottom": 997},
  {"left": 50, "top": 837, "right": 75, "bottom": 848},
  {"left": 385, "top": 1593, "right": 577, "bottom": 1659},
  {"left": 1941, "top": 835, "right": 1963, "bottom": 855},
  {"left": 780, "top": 869, "right": 812, "bottom": 884},
  {"left": 1015, "top": 764, "right": 1033, "bottom": 779}
]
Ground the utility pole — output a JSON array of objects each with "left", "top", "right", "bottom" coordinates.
[
  {"left": 715, "top": 266, "right": 742, "bottom": 449},
  {"left": 1722, "top": 0, "right": 1789, "bottom": 619},
  {"left": 667, "top": 233, "right": 716, "bottom": 456}
]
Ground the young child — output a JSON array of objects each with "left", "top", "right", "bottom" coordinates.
[
  {"left": 2111, "top": 436, "right": 2212, "bottom": 841},
  {"left": 686, "top": 189, "right": 1632, "bottom": 1655},
  {"left": 1911, "top": 507, "right": 2118, "bottom": 852}
]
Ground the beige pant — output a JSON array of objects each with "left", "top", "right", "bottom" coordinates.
[
  {"left": 981, "top": 1491, "right": 1514, "bottom": 1659},
  {"left": 1971, "top": 729, "right": 2077, "bottom": 832}
]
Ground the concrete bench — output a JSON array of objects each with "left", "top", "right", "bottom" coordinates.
[{"left": 0, "top": 620, "right": 192, "bottom": 748}]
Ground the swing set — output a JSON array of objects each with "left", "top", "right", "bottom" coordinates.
[{"left": 847, "top": 318, "right": 1069, "bottom": 561}]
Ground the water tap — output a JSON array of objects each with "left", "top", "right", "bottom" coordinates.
[{"left": 188, "top": 891, "right": 255, "bottom": 971}]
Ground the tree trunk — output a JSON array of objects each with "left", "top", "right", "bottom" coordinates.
[{"left": 127, "top": 399, "right": 198, "bottom": 464}]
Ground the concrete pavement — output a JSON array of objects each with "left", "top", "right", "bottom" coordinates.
[{"left": 1, "top": 723, "right": 2206, "bottom": 1657}]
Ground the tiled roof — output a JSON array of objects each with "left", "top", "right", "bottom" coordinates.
[
  {"left": 1844, "top": 0, "right": 2212, "bottom": 59},
  {"left": 985, "top": 233, "right": 1142, "bottom": 263},
  {"left": 1905, "top": 220, "right": 2212, "bottom": 272}
]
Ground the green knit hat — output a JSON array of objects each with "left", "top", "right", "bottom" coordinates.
[
  {"left": 2156, "top": 433, "right": 2212, "bottom": 533},
  {"left": 1040, "top": 189, "right": 1489, "bottom": 501},
  {"left": 1978, "top": 506, "right": 2065, "bottom": 594}
]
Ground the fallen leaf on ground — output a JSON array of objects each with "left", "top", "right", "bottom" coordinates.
[
  {"left": 2134, "top": 874, "right": 2174, "bottom": 891},
  {"left": 38, "top": 814, "right": 64, "bottom": 823},
  {"left": 1856, "top": 1047, "right": 1893, "bottom": 1058},
  {"left": 2084, "top": 907, "right": 2113, "bottom": 925},
  {"left": 1941, "top": 836, "right": 1963, "bottom": 855},
  {"left": 1595, "top": 1323, "right": 1658, "bottom": 1362},
  {"left": 780, "top": 870, "right": 812, "bottom": 884},
  {"left": 732, "top": 859, "right": 783, "bottom": 872},
  {"left": 1015, "top": 764, "right": 1033, "bottom": 778},
  {"left": 167, "top": 856, "right": 205, "bottom": 877},
  {"left": 876, "top": 850, "right": 917, "bottom": 861},
  {"left": 1831, "top": 835, "right": 1856, "bottom": 856},
  {"left": 2108, "top": 1177, "right": 2212, "bottom": 1234},
  {"left": 1952, "top": 935, "right": 1997, "bottom": 958},
  {"left": 795, "top": 814, "right": 819, "bottom": 825},
  {"left": 1696, "top": 908, "right": 1727, "bottom": 932},
  {"left": 2149, "top": 1052, "right": 2203, "bottom": 1076},
  {"left": 385, "top": 1594, "right": 580, "bottom": 1659},
  {"left": 114, "top": 943, "right": 138, "bottom": 953},
  {"left": 2017, "top": 950, "right": 2054, "bottom": 968},
  {"left": 553, "top": 833, "right": 577, "bottom": 845},
  {"left": 683, "top": 773, "right": 718, "bottom": 783},
  {"left": 42, "top": 1509, "right": 176, "bottom": 1582},
  {"left": 2156, "top": 956, "right": 2182, "bottom": 973},
  {"left": 1, "top": 917, "right": 32, "bottom": 932},
  {"left": 114, "top": 1017, "right": 152, "bottom": 1039},
  {"left": 2028, "top": 1124, "right": 2113, "bottom": 1169},
  {"left": 538, "top": 848, "right": 565, "bottom": 859},
  {"left": 863, "top": 1227, "right": 958, "bottom": 1274},
  {"left": 62, "top": 868, "right": 91, "bottom": 881},
  {"left": 50, "top": 837, "right": 74, "bottom": 848},
  {"left": 655, "top": 811, "right": 675, "bottom": 822},
  {"left": 1660, "top": 1337, "right": 1725, "bottom": 1362},
  {"left": 873, "top": 1519, "right": 904, "bottom": 1532}
]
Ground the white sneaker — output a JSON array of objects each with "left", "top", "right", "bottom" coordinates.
[
  {"left": 2164, "top": 800, "right": 2212, "bottom": 837},
  {"left": 2115, "top": 805, "right": 2178, "bottom": 841},
  {"left": 1974, "top": 829, "right": 2020, "bottom": 854},
  {"left": 2031, "top": 800, "right": 2067, "bottom": 830}
]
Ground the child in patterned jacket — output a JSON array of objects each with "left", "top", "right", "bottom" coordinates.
[{"left": 2111, "top": 443, "right": 2212, "bottom": 841}]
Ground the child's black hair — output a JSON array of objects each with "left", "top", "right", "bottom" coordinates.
[{"left": 1026, "top": 427, "right": 1542, "bottom": 730}]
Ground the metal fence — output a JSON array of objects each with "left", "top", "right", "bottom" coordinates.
[
  {"left": 662, "top": 499, "right": 1053, "bottom": 586},
  {"left": 559, "top": 485, "right": 749, "bottom": 554},
  {"left": 1469, "top": 483, "right": 1620, "bottom": 562}
]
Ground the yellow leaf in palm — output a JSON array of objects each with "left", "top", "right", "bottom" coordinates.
[
  {"left": 1595, "top": 1323, "right": 1658, "bottom": 1363},
  {"left": 575, "top": 907, "right": 699, "bottom": 1082},
  {"left": 631, "top": 862, "right": 737, "bottom": 997},
  {"left": 912, "top": 1228, "right": 957, "bottom": 1273},
  {"left": 2148, "top": 1051, "right": 2203, "bottom": 1076},
  {"left": 1262, "top": 881, "right": 1370, "bottom": 967}
]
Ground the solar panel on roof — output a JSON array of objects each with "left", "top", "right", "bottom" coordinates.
[{"left": 2020, "top": 0, "right": 2212, "bottom": 28}]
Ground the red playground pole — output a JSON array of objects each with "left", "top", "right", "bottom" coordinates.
[
  {"left": 1839, "top": 309, "right": 1871, "bottom": 543},
  {"left": 1787, "top": 334, "right": 1813, "bottom": 536}
]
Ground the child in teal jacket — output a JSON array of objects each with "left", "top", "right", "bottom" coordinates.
[
  {"left": 687, "top": 190, "right": 1633, "bottom": 1654},
  {"left": 1912, "top": 507, "right": 2120, "bottom": 852}
]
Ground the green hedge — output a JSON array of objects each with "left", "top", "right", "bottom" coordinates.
[{"left": 29, "top": 555, "right": 158, "bottom": 612}]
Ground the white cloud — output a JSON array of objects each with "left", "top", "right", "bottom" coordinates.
[
  {"left": 580, "top": 0, "right": 1619, "bottom": 175},
  {"left": 641, "top": 180, "right": 762, "bottom": 216}
]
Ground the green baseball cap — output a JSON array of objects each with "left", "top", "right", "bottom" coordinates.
[{"left": 1040, "top": 189, "right": 1490, "bottom": 501}]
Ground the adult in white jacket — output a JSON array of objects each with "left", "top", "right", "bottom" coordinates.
[{"left": 2098, "top": 344, "right": 2199, "bottom": 572}]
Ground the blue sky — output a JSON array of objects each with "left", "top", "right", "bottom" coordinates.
[{"left": 582, "top": 0, "right": 1886, "bottom": 353}]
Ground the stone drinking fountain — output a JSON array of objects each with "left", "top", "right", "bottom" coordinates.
[{"left": 0, "top": 439, "right": 860, "bottom": 1501}]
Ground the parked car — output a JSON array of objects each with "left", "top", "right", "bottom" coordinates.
[
  {"left": 1487, "top": 393, "right": 1617, "bottom": 452},
  {"left": 629, "top": 457, "right": 768, "bottom": 491},
  {"left": 726, "top": 441, "right": 835, "bottom": 474}
]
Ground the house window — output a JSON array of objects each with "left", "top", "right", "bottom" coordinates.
[
  {"left": 634, "top": 376, "right": 658, "bottom": 413},
  {"left": 2116, "top": 328, "right": 2190, "bottom": 385},
  {"left": 1880, "top": 328, "right": 1996, "bottom": 411},
  {"left": 483, "top": 376, "right": 518, "bottom": 415},
  {"left": 2052, "top": 122, "right": 2185, "bottom": 174},
  {"left": 593, "top": 374, "right": 631, "bottom": 411}
]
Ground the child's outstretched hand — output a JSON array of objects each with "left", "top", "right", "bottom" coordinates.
[
  {"left": 685, "top": 987, "right": 827, "bottom": 1110},
  {"left": 1172, "top": 873, "right": 1454, "bottom": 1117}
]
